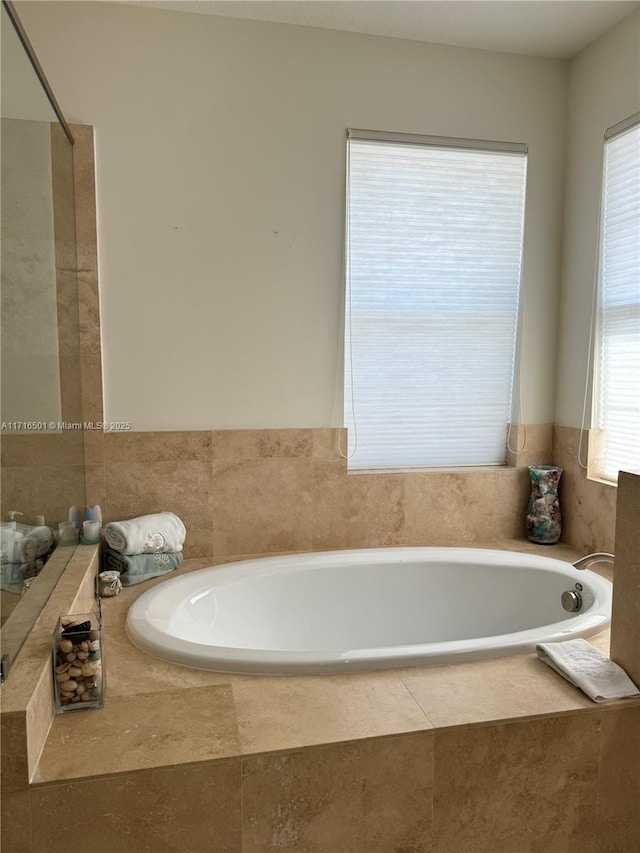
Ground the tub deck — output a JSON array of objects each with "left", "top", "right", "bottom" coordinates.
[
  {"left": 6, "top": 540, "right": 638, "bottom": 853},
  {"left": 32, "top": 538, "right": 620, "bottom": 785}
]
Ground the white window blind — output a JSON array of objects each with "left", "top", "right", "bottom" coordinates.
[
  {"left": 594, "top": 117, "right": 640, "bottom": 481},
  {"left": 344, "top": 130, "right": 528, "bottom": 470}
]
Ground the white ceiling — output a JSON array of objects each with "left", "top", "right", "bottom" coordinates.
[{"left": 118, "top": 1, "right": 640, "bottom": 59}]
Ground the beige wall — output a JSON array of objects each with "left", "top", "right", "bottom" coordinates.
[
  {"left": 555, "top": 10, "right": 640, "bottom": 428},
  {"left": 17, "top": 1, "right": 567, "bottom": 430}
]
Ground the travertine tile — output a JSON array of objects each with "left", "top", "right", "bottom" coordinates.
[
  {"left": 610, "top": 515, "right": 640, "bottom": 687},
  {"left": 0, "top": 465, "right": 85, "bottom": 529},
  {"left": 70, "top": 126, "right": 97, "bottom": 245},
  {"left": 616, "top": 471, "right": 640, "bottom": 526},
  {"left": 1, "top": 713, "right": 29, "bottom": 793},
  {"left": 79, "top": 351, "right": 103, "bottom": 423},
  {"left": 311, "top": 460, "right": 405, "bottom": 550},
  {"left": 311, "top": 427, "right": 347, "bottom": 459},
  {"left": 84, "top": 463, "right": 106, "bottom": 510},
  {"left": 77, "top": 271, "right": 101, "bottom": 359},
  {"left": 241, "top": 732, "right": 434, "bottom": 853},
  {"left": 432, "top": 713, "right": 601, "bottom": 853},
  {"left": 403, "top": 468, "right": 528, "bottom": 544},
  {"left": 58, "top": 361, "right": 84, "bottom": 427},
  {"left": 31, "top": 759, "right": 242, "bottom": 853},
  {"left": 105, "top": 460, "right": 213, "bottom": 558},
  {"left": 104, "top": 429, "right": 212, "bottom": 464},
  {"left": 71, "top": 124, "right": 101, "bottom": 357},
  {"left": 34, "top": 685, "right": 240, "bottom": 783},
  {"left": 399, "top": 654, "right": 594, "bottom": 728},
  {"left": 26, "top": 664, "right": 57, "bottom": 779},
  {"left": 213, "top": 428, "right": 313, "bottom": 460},
  {"left": 77, "top": 265, "right": 101, "bottom": 354},
  {"left": 213, "top": 457, "right": 313, "bottom": 555},
  {"left": 232, "top": 670, "right": 431, "bottom": 755},
  {"left": 50, "top": 123, "right": 76, "bottom": 241},
  {"left": 597, "top": 706, "right": 640, "bottom": 853},
  {"left": 0, "top": 432, "right": 84, "bottom": 468},
  {"left": 552, "top": 425, "right": 617, "bottom": 553},
  {"left": 82, "top": 428, "right": 105, "bottom": 465},
  {"left": 506, "top": 423, "right": 554, "bottom": 468},
  {"left": 589, "top": 628, "right": 611, "bottom": 655},
  {"left": 0, "top": 790, "right": 32, "bottom": 853},
  {"left": 70, "top": 124, "right": 103, "bottom": 439},
  {"left": 54, "top": 271, "right": 81, "bottom": 357}
]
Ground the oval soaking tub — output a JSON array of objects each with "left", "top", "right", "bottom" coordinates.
[{"left": 125, "top": 547, "right": 612, "bottom": 675}]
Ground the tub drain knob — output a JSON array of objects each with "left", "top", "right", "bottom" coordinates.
[{"left": 561, "top": 590, "right": 582, "bottom": 612}]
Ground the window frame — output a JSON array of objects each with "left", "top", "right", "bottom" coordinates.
[{"left": 590, "top": 113, "right": 640, "bottom": 484}]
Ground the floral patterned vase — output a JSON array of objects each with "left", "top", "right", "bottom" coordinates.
[{"left": 526, "top": 466, "right": 563, "bottom": 544}]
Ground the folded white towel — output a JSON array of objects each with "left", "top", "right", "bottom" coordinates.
[
  {"left": 536, "top": 639, "right": 640, "bottom": 703},
  {"left": 104, "top": 512, "right": 186, "bottom": 556}
]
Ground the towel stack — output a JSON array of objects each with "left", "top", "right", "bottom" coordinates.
[{"left": 103, "top": 512, "right": 185, "bottom": 586}]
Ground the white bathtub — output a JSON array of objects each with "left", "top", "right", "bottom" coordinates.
[{"left": 125, "top": 547, "right": 612, "bottom": 675}]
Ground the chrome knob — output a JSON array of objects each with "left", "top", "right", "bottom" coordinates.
[{"left": 561, "top": 590, "right": 582, "bottom": 612}]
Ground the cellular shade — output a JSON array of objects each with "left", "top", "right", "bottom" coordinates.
[
  {"left": 344, "top": 131, "right": 527, "bottom": 470},
  {"left": 595, "top": 120, "right": 640, "bottom": 481}
]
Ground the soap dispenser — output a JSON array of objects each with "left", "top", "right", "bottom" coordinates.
[{"left": 3, "top": 512, "right": 25, "bottom": 563}]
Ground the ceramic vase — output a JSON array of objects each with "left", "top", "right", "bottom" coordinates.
[{"left": 526, "top": 465, "right": 563, "bottom": 545}]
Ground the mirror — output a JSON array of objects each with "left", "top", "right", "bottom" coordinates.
[{"left": 0, "top": 0, "right": 85, "bottom": 678}]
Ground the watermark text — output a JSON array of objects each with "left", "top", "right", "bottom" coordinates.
[{"left": 1, "top": 421, "right": 133, "bottom": 432}]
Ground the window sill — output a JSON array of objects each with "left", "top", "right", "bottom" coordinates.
[
  {"left": 347, "top": 464, "right": 511, "bottom": 476},
  {"left": 586, "top": 473, "right": 618, "bottom": 488}
]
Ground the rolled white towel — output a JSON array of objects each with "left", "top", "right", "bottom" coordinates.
[
  {"left": 536, "top": 639, "right": 640, "bottom": 703},
  {"left": 104, "top": 512, "right": 186, "bottom": 555}
]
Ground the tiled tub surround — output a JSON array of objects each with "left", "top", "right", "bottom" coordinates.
[
  {"left": 1, "top": 545, "right": 99, "bottom": 853},
  {"left": 552, "top": 425, "right": 617, "bottom": 554},
  {"left": 610, "top": 472, "right": 640, "bottom": 688},
  {"left": 80, "top": 425, "right": 555, "bottom": 561},
  {"left": 2, "top": 538, "right": 638, "bottom": 853}
]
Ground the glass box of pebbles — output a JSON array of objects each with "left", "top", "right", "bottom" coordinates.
[{"left": 52, "top": 612, "right": 104, "bottom": 712}]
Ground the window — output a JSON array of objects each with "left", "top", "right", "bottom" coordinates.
[
  {"left": 344, "top": 129, "right": 528, "bottom": 470},
  {"left": 593, "top": 115, "right": 640, "bottom": 482}
]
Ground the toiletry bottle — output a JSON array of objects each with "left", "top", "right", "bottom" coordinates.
[
  {"left": 7, "top": 528, "right": 25, "bottom": 563},
  {"left": 0, "top": 526, "right": 15, "bottom": 563}
]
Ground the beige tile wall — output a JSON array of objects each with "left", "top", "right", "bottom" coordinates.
[
  {"left": 552, "top": 425, "right": 617, "bottom": 553},
  {"left": 12, "top": 706, "right": 638, "bottom": 853},
  {"left": 0, "top": 433, "right": 85, "bottom": 526},
  {"left": 50, "top": 123, "right": 83, "bottom": 424},
  {"left": 597, "top": 706, "right": 640, "bottom": 853},
  {"left": 610, "top": 472, "right": 640, "bottom": 686},
  {"left": 432, "top": 713, "right": 602, "bottom": 853},
  {"left": 82, "top": 425, "right": 557, "bottom": 559},
  {"left": 70, "top": 125, "right": 103, "bottom": 428}
]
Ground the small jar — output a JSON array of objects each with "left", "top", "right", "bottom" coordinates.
[
  {"left": 98, "top": 570, "right": 122, "bottom": 598},
  {"left": 58, "top": 522, "right": 79, "bottom": 546},
  {"left": 81, "top": 520, "right": 101, "bottom": 545},
  {"left": 53, "top": 612, "right": 104, "bottom": 712}
]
